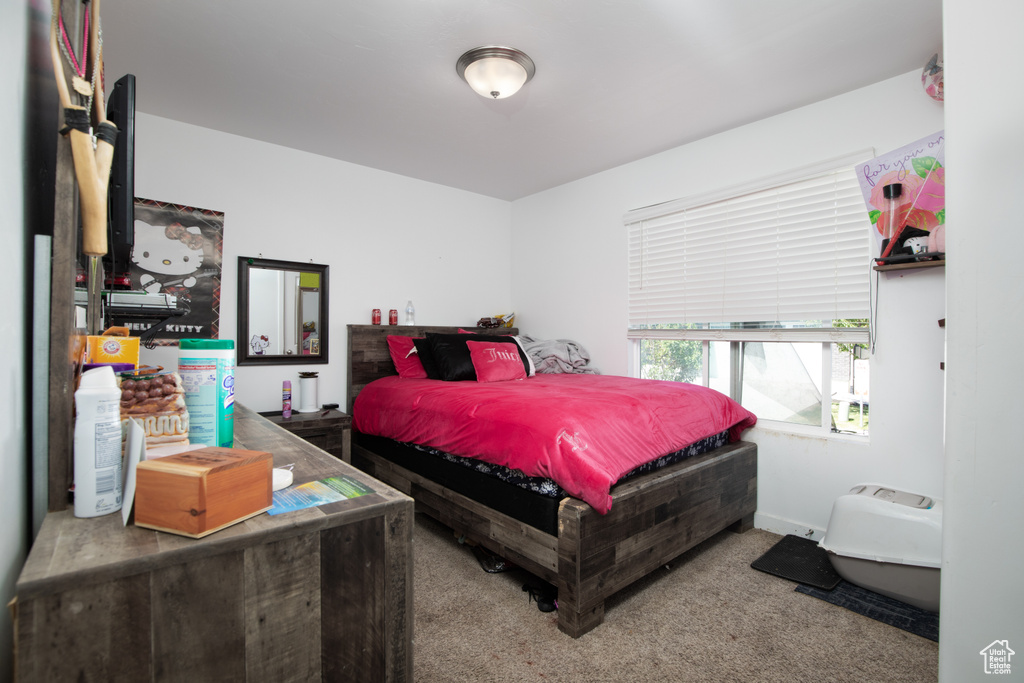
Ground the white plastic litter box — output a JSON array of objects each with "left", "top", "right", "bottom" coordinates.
[{"left": 818, "top": 484, "right": 942, "bottom": 612}]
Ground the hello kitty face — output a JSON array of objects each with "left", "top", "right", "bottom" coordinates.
[
  {"left": 132, "top": 220, "right": 204, "bottom": 276},
  {"left": 250, "top": 334, "right": 270, "bottom": 354}
]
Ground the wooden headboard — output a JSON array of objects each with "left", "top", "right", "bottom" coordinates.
[{"left": 346, "top": 324, "right": 519, "bottom": 413}]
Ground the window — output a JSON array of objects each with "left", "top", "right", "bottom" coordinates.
[{"left": 626, "top": 152, "right": 873, "bottom": 435}]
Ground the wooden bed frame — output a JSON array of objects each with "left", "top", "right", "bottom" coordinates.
[{"left": 347, "top": 324, "right": 757, "bottom": 637}]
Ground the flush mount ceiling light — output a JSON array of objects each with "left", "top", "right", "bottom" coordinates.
[{"left": 456, "top": 46, "right": 536, "bottom": 99}]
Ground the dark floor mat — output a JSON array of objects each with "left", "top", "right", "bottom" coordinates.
[
  {"left": 796, "top": 580, "right": 939, "bottom": 642},
  {"left": 750, "top": 534, "right": 841, "bottom": 590}
]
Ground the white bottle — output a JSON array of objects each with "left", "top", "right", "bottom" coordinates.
[
  {"left": 404, "top": 300, "right": 415, "bottom": 325},
  {"left": 73, "top": 366, "right": 124, "bottom": 518}
]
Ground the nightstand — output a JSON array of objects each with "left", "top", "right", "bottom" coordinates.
[{"left": 259, "top": 408, "right": 352, "bottom": 463}]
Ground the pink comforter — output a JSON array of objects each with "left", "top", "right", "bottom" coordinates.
[{"left": 353, "top": 374, "right": 756, "bottom": 514}]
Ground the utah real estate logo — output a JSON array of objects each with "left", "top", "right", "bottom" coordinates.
[{"left": 979, "top": 640, "right": 1014, "bottom": 675}]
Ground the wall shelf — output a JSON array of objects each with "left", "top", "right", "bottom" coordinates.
[{"left": 873, "top": 259, "right": 945, "bottom": 272}]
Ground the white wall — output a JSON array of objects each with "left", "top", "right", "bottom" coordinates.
[
  {"left": 133, "top": 114, "right": 514, "bottom": 412},
  {"left": 1, "top": 2, "right": 29, "bottom": 681},
  {"left": 941, "top": 0, "right": 1024, "bottom": 679},
  {"left": 511, "top": 71, "right": 947, "bottom": 536}
]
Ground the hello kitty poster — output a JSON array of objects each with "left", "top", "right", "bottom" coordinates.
[{"left": 113, "top": 198, "right": 225, "bottom": 344}]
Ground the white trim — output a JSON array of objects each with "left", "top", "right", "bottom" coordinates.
[
  {"left": 750, "top": 418, "right": 869, "bottom": 442},
  {"left": 820, "top": 343, "right": 832, "bottom": 432},
  {"left": 753, "top": 511, "right": 827, "bottom": 541},
  {"left": 700, "top": 339, "right": 710, "bottom": 386},
  {"left": 627, "top": 327, "right": 870, "bottom": 343}
]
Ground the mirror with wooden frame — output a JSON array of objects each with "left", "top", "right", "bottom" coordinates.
[{"left": 237, "top": 257, "right": 329, "bottom": 366}]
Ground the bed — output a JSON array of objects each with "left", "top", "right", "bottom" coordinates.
[{"left": 347, "top": 324, "right": 757, "bottom": 637}]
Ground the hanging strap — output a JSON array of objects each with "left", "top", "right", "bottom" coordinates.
[{"left": 49, "top": 0, "right": 117, "bottom": 257}]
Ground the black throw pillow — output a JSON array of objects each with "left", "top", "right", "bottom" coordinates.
[
  {"left": 412, "top": 337, "right": 441, "bottom": 380},
  {"left": 425, "top": 333, "right": 530, "bottom": 381}
]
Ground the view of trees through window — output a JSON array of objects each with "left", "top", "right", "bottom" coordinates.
[
  {"left": 639, "top": 337, "right": 702, "bottom": 383},
  {"left": 636, "top": 320, "right": 869, "bottom": 434}
]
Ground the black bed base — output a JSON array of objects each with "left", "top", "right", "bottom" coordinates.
[
  {"left": 352, "top": 431, "right": 730, "bottom": 536},
  {"left": 353, "top": 434, "right": 563, "bottom": 535}
]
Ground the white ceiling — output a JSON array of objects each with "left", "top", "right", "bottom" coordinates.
[{"left": 100, "top": 1, "right": 943, "bottom": 201}]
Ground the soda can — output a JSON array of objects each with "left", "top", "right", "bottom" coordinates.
[
  {"left": 371, "top": 308, "right": 381, "bottom": 325},
  {"left": 388, "top": 309, "right": 398, "bottom": 325}
]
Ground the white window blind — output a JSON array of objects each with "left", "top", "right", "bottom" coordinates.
[{"left": 626, "top": 151, "right": 873, "bottom": 329}]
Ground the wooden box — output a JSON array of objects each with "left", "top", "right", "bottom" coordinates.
[{"left": 135, "top": 447, "right": 273, "bottom": 538}]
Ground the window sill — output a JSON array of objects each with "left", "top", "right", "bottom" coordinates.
[{"left": 747, "top": 420, "right": 869, "bottom": 443}]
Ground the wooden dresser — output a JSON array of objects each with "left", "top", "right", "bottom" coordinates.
[
  {"left": 259, "top": 408, "right": 352, "bottom": 463},
  {"left": 13, "top": 404, "right": 413, "bottom": 682}
]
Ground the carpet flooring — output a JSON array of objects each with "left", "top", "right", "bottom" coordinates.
[{"left": 411, "top": 513, "right": 938, "bottom": 682}]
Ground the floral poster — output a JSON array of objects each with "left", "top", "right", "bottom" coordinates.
[
  {"left": 107, "top": 198, "right": 225, "bottom": 344},
  {"left": 856, "top": 131, "right": 945, "bottom": 253}
]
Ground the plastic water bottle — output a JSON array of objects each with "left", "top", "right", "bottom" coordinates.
[{"left": 404, "top": 300, "right": 415, "bottom": 325}]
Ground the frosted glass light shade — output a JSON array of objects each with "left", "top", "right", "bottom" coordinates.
[
  {"left": 464, "top": 57, "right": 527, "bottom": 99},
  {"left": 457, "top": 46, "right": 535, "bottom": 100}
]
